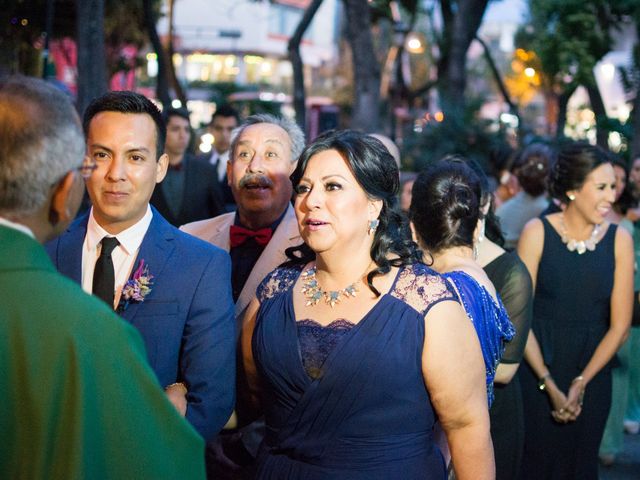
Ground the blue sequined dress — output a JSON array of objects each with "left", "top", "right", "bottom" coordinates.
[
  {"left": 442, "top": 271, "right": 515, "bottom": 405},
  {"left": 252, "top": 263, "right": 459, "bottom": 479}
]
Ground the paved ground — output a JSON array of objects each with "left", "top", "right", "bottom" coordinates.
[{"left": 599, "top": 432, "right": 640, "bottom": 479}]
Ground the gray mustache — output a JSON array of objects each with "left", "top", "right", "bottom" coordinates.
[{"left": 239, "top": 173, "right": 273, "bottom": 189}]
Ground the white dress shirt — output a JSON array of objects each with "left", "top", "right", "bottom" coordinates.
[
  {"left": 82, "top": 206, "right": 153, "bottom": 309},
  {"left": 209, "top": 149, "right": 230, "bottom": 183},
  {"left": 0, "top": 216, "right": 35, "bottom": 239}
]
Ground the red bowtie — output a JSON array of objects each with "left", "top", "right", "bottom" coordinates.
[{"left": 229, "top": 225, "right": 273, "bottom": 247}]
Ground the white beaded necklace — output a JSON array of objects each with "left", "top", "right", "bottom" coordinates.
[{"left": 559, "top": 214, "right": 602, "bottom": 255}]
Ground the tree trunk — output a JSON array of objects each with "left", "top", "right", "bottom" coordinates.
[
  {"left": 556, "top": 86, "right": 577, "bottom": 140},
  {"left": 475, "top": 34, "right": 519, "bottom": 119},
  {"left": 438, "top": 0, "right": 489, "bottom": 118},
  {"left": 586, "top": 76, "right": 609, "bottom": 148},
  {"left": 629, "top": 19, "right": 640, "bottom": 159},
  {"left": 143, "top": 0, "right": 170, "bottom": 107},
  {"left": 76, "top": 0, "right": 107, "bottom": 115},
  {"left": 343, "top": 0, "right": 381, "bottom": 132},
  {"left": 167, "top": 0, "right": 187, "bottom": 106},
  {"left": 631, "top": 91, "right": 640, "bottom": 159},
  {"left": 288, "top": 0, "right": 324, "bottom": 133},
  {"left": 543, "top": 91, "right": 559, "bottom": 137}
]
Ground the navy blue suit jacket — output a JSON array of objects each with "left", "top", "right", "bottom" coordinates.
[{"left": 46, "top": 208, "right": 236, "bottom": 442}]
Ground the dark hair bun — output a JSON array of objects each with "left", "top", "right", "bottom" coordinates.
[
  {"left": 443, "top": 183, "right": 475, "bottom": 221},
  {"left": 410, "top": 157, "right": 481, "bottom": 253}
]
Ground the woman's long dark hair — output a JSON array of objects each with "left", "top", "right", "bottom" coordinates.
[{"left": 285, "top": 129, "right": 421, "bottom": 297}]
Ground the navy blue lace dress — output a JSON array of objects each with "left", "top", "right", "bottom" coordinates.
[
  {"left": 442, "top": 271, "right": 515, "bottom": 406},
  {"left": 252, "top": 263, "right": 459, "bottom": 479}
]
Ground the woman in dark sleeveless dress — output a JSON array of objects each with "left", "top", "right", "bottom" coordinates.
[
  {"left": 517, "top": 142, "right": 634, "bottom": 479},
  {"left": 475, "top": 164, "right": 534, "bottom": 480},
  {"left": 240, "top": 131, "right": 494, "bottom": 479}
]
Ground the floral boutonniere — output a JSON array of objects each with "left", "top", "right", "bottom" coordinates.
[{"left": 119, "top": 259, "right": 153, "bottom": 311}]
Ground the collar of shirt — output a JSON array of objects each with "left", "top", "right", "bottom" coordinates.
[
  {"left": 83, "top": 205, "right": 154, "bottom": 308},
  {"left": 0, "top": 216, "right": 35, "bottom": 239},
  {"left": 211, "top": 150, "right": 229, "bottom": 182}
]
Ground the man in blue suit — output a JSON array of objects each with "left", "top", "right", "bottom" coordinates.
[{"left": 47, "top": 91, "right": 235, "bottom": 443}]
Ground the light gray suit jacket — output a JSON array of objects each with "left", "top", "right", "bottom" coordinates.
[{"left": 180, "top": 203, "right": 302, "bottom": 328}]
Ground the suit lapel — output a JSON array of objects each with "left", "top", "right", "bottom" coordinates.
[
  {"left": 56, "top": 213, "right": 89, "bottom": 283},
  {"left": 235, "top": 204, "right": 301, "bottom": 319},
  {"left": 118, "top": 212, "right": 175, "bottom": 322},
  {"left": 210, "top": 216, "right": 232, "bottom": 252}
]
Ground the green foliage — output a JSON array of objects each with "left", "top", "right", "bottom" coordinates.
[
  {"left": 0, "top": 0, "right": 161, "bottom": 75},
  {"left": 401, "top": 97, "right": 507, "bottom": 173},
  {"left": 515, "top": 0, "right": 615, "bottom": 91}
]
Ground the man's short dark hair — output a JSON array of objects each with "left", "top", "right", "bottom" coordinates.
[
  {"left": 83, "top": 91, "right": 166, "bottom": 158},
  {"left": 209, "top": 104, "right": 239, "bottom": 125},
  {"left": 163, "top": 107, "right": 190, "bottom": 125}
]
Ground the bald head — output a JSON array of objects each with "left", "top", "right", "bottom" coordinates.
[{"left": 369, "top": 133, "right": 401, "bottom": 169}]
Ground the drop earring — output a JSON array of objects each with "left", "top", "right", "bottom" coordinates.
[
  {"left": 477, "top": 218, "right": 486, "bottom": 243},
  {"left": 367, "top": 219, "right": 379, "bottom": 235}
]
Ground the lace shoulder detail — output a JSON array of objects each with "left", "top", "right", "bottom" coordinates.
[
  {"left": 257, "top": 264, "right": 304, "bottom": 303},
  {"left": 390, "top": 263, "right": 458, "bottom": 316}
]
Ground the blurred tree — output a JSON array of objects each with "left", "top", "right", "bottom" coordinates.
[
  {"left": 104, "top": 1, "right": 148, "bottom": 78},
  {"left": 0, "top": 0, "right": 168, "bottom": 105},
  {"left": 289, "top": 0, "right": 324, "bottom": 132},
  {"left": 392, "top": 1, "right": 502, "bottom": 171},
  {"left": 435, "top": 0, "right": 491, "bottom": 120},
  {"left": 142, "top": 0, "right": 170, "bottom": 106},
  {"left": 619, "top": 2, "right": 640, "bottom": 158},
  {"left": 0, "top": 0, "right": 75, "bottom": 76},
  {"left": 515, "top": 0, "right": 630, "bottom": 145},
  {"left": 76, "top": 0, "right": 107, "bottom": 114},
  {"left": 343, "top": 0, "right": 382, "bottom": 131},
  {"left": 166, "top": 0, "right": 186, "bottom": 106}
]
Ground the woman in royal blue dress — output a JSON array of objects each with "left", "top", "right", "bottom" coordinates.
[
  {"left": 240, "top": 130, "right": 494, "bottom": 479},
  {"left": 409, "top": 158, "right": 515, "bottom": 406}
]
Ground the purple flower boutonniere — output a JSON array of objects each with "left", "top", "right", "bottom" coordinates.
[{"left": 119, "top": 259, "right": 153, "bottom": 311}]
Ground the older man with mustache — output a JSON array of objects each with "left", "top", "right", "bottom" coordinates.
[{"left": 181, "top": 113, "right": 305, "bottom": 479}]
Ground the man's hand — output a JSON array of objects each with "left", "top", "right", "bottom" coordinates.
[{"left": 165, "top": 382, "right": 188, "bottom": 417}]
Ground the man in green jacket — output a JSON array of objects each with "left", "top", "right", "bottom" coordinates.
[{"left": 0, "top": 76, "right": 205, "bottom": 479}]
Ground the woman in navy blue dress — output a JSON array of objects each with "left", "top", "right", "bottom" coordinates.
[
  {"left": 517, "top": 142, "right": 633, "bottom": 479},
  {"left": 240, "top": 131, "right": 494, "bottom": 479}
]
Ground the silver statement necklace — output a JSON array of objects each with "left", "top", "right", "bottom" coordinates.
[
  {"left": 559, "top": 214, "right": 602, "bottom": 254},
  {"left": 301, "top": 266, "right": 359, "bottom": 307}
]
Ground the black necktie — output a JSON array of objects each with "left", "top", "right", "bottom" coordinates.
[{"left": 93, "top": 236, "right": 120, "bottom": 308}]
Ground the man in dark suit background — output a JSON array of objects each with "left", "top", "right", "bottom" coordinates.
[
  {"left": 150, "top": 107, "right": 224, "bottom": 226},
  {"left": 47, "top": 91, "right": 236, "bottom": 444},
  {"left": 202, "top": 104, "right": 240, "bottom": 211},
  {"left": 1, "top": 76, "right": 205, "bottom": 478}
]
